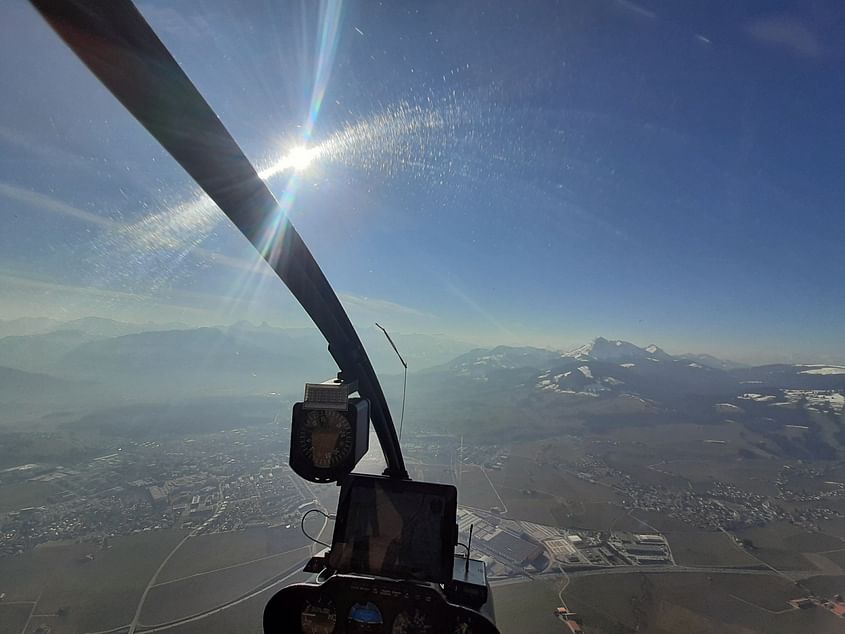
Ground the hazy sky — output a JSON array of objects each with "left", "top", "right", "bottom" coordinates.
[{"left": 1, "top": 0, "right": 844, "bottom": 364}]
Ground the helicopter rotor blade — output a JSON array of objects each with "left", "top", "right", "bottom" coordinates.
[{"left": 29, "top": 0, "right": 407, "bottom": 478}]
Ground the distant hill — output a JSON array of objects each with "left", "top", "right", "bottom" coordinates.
[
  {"left": 0, "top": 316, "right": 63, "bottom": 337},
  {"left": 2, "top": 320, "right": 842, "bottom": 462},
  {"left": 0, "top": 366, "right": 75, "bottom": 397},
  {"left": 678, "top": 352, "right": 746, "bottom": 371},
  {"left": 0, "top": 329, "right": 102, "bottom": 374},
  {"left": 0, "top": 316, "right": 189, "bottom": 339},
  {"left": 0, "top": 366, "right": 84, "bottom": 421},
  {"left": 56, "top": 326, "right": 333, "bottom": 399},
  {"left": 404, "top": 338, "right": 845, "bottom": 459},
  {"left": 59, "top": 316, "right": 191, "bottom": 338}
]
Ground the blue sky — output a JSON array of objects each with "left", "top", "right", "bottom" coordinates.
[{"left": 1, "top": 0, "right": 844, "bottom": 364}]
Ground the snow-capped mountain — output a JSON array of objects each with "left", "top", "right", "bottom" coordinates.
[
  {"left": 406, "top": 338, "right": 845, "bottom": 459},
  {"left": 564, "top": 337, "right": 673, "bottom": 363},
  {"left": 423, "top": 337, "right": 845, "bottom": 410}
]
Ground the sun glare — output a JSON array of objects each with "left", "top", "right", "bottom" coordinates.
[
  {"left": 259, "top": 144, "right": 321, "bottom": 181},
  {"left": 283, "top": 145, "right": 317, "bottom": 172}
]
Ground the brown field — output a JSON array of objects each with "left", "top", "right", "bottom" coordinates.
[
  {"left": 2, "top": 529, "right": 186, "bottom": 634},
  {"left": 731, "top": 521, "right": 845, "bottom": 572},
  {"left": 819, "top": 549, "right": 845, "bottom": 570},
  {"left": 666, "top": 531, "right": 760, "bottom": 567},
  {"left": 630, "top": 509, "right": 692, "bottom": 533},
  {"left": 141, "top": 547, "right": 308, "bottom": 626},
  {"left": 488, "top": 456, "right": 621, "bottom": 505},
  {"left": 0, "top": 480, "right": 61, "bottom": 513},
  {"left": 561, "top": 571, "right": 843, "bottom": 634},
  {"left": 802, "top": 552, "right": 845, "bottom": 575},
  {"left": 552, "top": 501, "right": 644, "bottom": 532},
  {"left": 492, "top": 579, "right": 571, "bottom": 634},
  {"left": 418, "top": 463, "right": 457, "bottom": 485},
  {"left": 608, "top": 421, "right": 759, "bottom": 456},
  {"left": 800, "top": 575, "right": 845, "bottom": 598},
  {"left": 714, "top": 573, "right": 804, "bottom": 611},
  {"left": 496, "top": 486, "right": 559, "bottom": 525},
  {"left": 565, "top": 572, "right": 650, "bottom": 632},
  {"left": 154, "top": 587, "right": 269, "bottom": 634},
  {"left": 637, "top": 458, "right": 783, "bottom": 497},
  {"left": 456, "top": 465, "right": 502, "bottom": 510},
  {"left": 0, "top": 604, "right": 32, "bottom": 634},
  {"left": 745, "top": 547, "right": 815, "bottom": 571},
  {"left": 816, "top": 517, "right": 845, "bottom": 539},
  {"left": 606, "top": 459, "right": 694, "bottom": 491},
  {"left": 737, "top": 521, "right": 843, "bottom": 546},
  {"left": 783, "top": 531, "right": 844, "bottom": 553},
  {"left": 158, "top": 526, "right": 309, "bottom": 583}
]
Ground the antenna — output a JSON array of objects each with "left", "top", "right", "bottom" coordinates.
[
  {"left": 375, "top": 323, "right": 408, "bottom": 441},
  {"left": 466, "top": 524, "right": 474, "bottom": 573}
]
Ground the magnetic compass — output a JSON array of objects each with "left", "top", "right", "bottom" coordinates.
[{"left": 290, "top": 381, "right": 369, "bottom": 483}]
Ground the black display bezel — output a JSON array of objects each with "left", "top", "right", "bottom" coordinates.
[{"left": 328, "top": 474, "right": 458, "bottom": 584}]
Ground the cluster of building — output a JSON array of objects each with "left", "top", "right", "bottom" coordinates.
[
  {"left": 789, "top": 595, "right": 845, "bottom": 618},
  {"left": 606, "top": 533, "right": 672, "bottom": 566},
  {"left": 455, "top": 506, "right": 673, "bottom": 578},
  {"left": 567, "top": 454, "right": 844, "bottom": 532},
  {"left": 0, "top": 427, "right": 315, "bottom": 556}
]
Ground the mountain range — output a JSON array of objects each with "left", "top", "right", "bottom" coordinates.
[
  {"left": 1, "top": 320, "right": 843, "bottom": 460},
  {"left": 401, "top": 338, "right": 845, "bottom": 456},
  {"left": 0, "top": 318, "right": 472, "bottom": 421}
]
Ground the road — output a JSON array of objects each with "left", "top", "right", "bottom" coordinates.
[
  {"left": 481, "top": 466, "right": 508, "bottom": 514},
  {"left": 134, "top": 559, "right": 310, "bottom": 632},
  {"left": 557, "top": 563, "right": 570, "bottom": 605},
  {"left": 490, "top": 563, "right": 806, "bottom": 589},
  {"left": 127, "top": 533, "right": 192, "bottom": 634}
]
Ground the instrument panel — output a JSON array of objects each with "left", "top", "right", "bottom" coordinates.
[{"left": 264, "top": 574, "right": 499, "bottom": 634}]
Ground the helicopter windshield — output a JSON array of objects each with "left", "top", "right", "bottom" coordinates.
[{"left": 2, "top": 1, "right": 845, "bottom": 633}]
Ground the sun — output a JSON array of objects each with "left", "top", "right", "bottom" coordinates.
[{"left": 282, "top": 145, "right": 317, "bottom": 172}]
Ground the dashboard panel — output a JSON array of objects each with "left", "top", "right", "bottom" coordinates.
[{"left": 264, "top": 574, "right": 500, "bottom": 634}]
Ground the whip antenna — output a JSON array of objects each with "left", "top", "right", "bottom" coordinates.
[{"left": 375, "top": 323, "right": 408, "bottom": 440}]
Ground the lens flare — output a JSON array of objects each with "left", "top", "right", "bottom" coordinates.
[
  {"left": 285, "top": 145, "right": 317, "bottom": 171},
  {"left": 259, "top": 145, "right": 320, "bottom": 180}
]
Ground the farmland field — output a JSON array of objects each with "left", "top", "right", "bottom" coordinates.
[
  {"left": 666, "top": 531, "right": 760, "bottom": 567},
  {"left": 0, "top": 529, "right": 186, "bottom": 634},
  {"left": 158, "top": 526, "right": 309, "bottom": 583}
]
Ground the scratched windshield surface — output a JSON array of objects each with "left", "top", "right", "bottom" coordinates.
[{"left": 2, "top": 1, "right": 845, "bottom": 633}]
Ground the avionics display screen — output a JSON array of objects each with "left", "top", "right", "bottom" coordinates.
[{"left": 328, "top": 475, "right": 457, "bottom": 583}]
